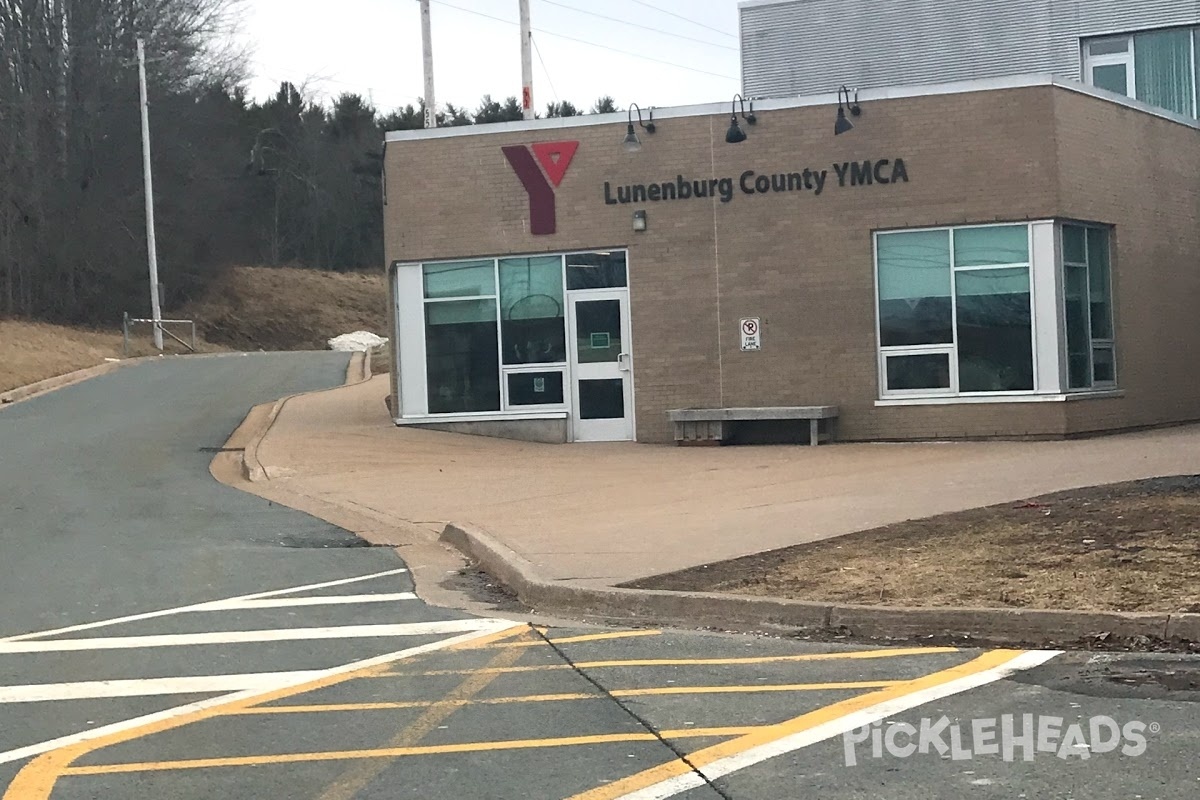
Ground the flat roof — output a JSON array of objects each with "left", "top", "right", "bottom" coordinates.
[{"left": 384, "top": 73, "right": 1200, "bottom": 143}]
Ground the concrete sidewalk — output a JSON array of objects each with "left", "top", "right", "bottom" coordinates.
[{"left": 256, "top": 375, "right": 1200, "bottom": 587}]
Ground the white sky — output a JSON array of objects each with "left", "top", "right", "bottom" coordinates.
[{"left": 238, "top": 0, "right": 743, "bottom": 114}]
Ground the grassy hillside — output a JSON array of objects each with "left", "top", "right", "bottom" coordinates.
[
  {"left": 1, "top": 266, "right": 387, "bottom": 393},
  {"left": 184, "top": 266, "right": 387, "bottom": 352}
]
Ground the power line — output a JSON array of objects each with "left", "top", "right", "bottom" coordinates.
[
  {"left": 536, "top": 0, "right": 737, "bottom": 52},
  {"left": 429, "top": 0, "right": 736, "bottom": 81},
  {"left": 530, "top": 34, "right": 560, "bottom": 104},
  {"left": 628, "top": 0, "right": 738, "bottom": 40}
]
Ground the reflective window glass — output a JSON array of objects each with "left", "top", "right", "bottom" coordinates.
[
  {"left": 423, "top": 260, "right": 495, "bottom": 298},
  {"left": 566, "top": 252, "right": 627, "bottom": 289},
  {"left": 499, "top": 257, "right": 566, "bottom": 365},
  {"left": 876, "top": 230, "right": 953, "bottom": 347},
  {"left": 955, "top": 268, "right": 1034, "bottom": 392},
  {"left": 954, "top": 225, "right": 1028, "bottom": 267},
  {"left": 425, "top": 299, "right": 500, "bottom": 413}
]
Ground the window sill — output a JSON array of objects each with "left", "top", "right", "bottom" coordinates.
[
  {"left": 876, "top": 389, "right": 1124, "bottom": 407},
  {"left": 396, "top": 410, "right": 569, "bottom": 425}
]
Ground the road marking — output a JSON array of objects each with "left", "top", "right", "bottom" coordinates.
[
  {"left": 0, "top": 620, "right": 495, "bottom": 653},
  {"left": 204, "top": 593, "right": 416, "bottom": 610},
  {"left": 566, "top": 649, "right": 1062, "bottom": 800},
  {"left": 487, "top": 630, "right": 662, "bottom": 648},
  {"left": 59, "top": 728, "right": 757, "bottom": 775},
  {"left": 0, "top": 672, "right": 327, "bottom": 703},
  {"left": 382, "top": 646, "right": 960, "bottom": 676},
  {"left": 0, "top": 567, "right": 411, "bottom": 643},
  {"left": 0, "top": 619, "right": 521, "bottom": 776},
  {"left": 232, "top": 680, "right": 904, "bottom": 714},
  {"left": 317, "top": 629, "right": 532, "bottom": 800}
]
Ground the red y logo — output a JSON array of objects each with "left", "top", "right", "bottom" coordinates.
[{"left": 502, "top": 141, "right": 579, "bottom": 235}]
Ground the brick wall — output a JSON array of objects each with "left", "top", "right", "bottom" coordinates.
[{"left": 384, "top": 85, "right": 1199, "bottom": 443}]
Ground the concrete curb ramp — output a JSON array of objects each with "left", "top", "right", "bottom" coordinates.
[
  {"left": 440, "top": 522, "right": 1200, "bottom": 649},
  {"left": 240, "top": 351, "right": 370, "bottom": 483}
]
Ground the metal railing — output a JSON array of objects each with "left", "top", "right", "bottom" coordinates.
[{"left": 123, "top": 312, "right": 197, "bottom": 356}]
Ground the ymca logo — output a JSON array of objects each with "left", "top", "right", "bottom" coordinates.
[{"left": 502, "top": 141, "right": 579, "bottom": 235}]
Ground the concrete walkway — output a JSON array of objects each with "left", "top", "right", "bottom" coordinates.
[{"left": 257, "top": 375, "right": 1200, "bottom": 587}]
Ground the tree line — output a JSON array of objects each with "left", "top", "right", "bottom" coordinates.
[{"left": 0, "top": 0, "right": 617, "bottom": 323}]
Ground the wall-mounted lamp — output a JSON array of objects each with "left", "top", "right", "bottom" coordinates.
[
  {"left": 725, "top": 94, "right": 757, "bottom": 144},
  {"left": 835, "top": 86, "right": 861, "bottom": 135},
  {"left": 622, "top": 104, "right": 656, "bottom": 152},
  {"left": 632, "top": 210, "right": 647, "bottom": 232}
]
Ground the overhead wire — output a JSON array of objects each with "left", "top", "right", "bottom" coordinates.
[
  {"left": 536, "top": 0, "right": 737, "bottom": 51},
  {"left": 628, "top": 0, "right": 738, "bottom": 39},
  {"left": 530, "top": 34, "right": 560, "bottom": 104},
  {"left": 429, "top": 0, "right": 735, "bottom": 81}
]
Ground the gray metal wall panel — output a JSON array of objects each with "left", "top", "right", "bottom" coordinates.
[{"left": 741, "top": 0, "right": 1200, "bottom": 97}]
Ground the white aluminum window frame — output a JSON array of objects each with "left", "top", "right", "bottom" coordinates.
[
  {"left": 398, "top": 249, "right": 630, "bottom": 419},
  {"left": 1082, "top": 35, "right": 1134, "bottom": 100},
  {"left": 875, "top": 223, "right": 1039, "bottom": 400}
]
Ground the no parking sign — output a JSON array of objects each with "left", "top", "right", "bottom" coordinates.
[{"left": 740, "top": 318, "right": 761, "bottom": 351}]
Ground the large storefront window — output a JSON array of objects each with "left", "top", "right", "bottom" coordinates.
[
  {"left": 877, "top": 224, "right": 1032, "bottom": 395},
  {"left": 416, "top": 251, "right": 625, "bottom": 415},
  {"left": 1063, "top": 225, "right": 1115, "bottom": 389}
]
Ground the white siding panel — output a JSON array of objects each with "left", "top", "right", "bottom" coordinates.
[{"left": 742, "top": 0, "right": 1200, "bottom": 97}]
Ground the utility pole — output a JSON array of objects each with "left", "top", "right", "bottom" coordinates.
[
  {"left": 519, "top": 0, "right": 534, "bottom": 119},
  {"left": 136, "top": 38, "right": 163, "bottom": 350},
  {"left": 419, "top": 0, "right": 436, "bottom": 128}
]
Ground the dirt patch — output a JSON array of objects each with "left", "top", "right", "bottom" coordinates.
[
  {"left": 627, "top": 476, "right": 1200, "bottom": 613},
  {"left": 183, "top": 266, "right": 386, "bottom": 351}
]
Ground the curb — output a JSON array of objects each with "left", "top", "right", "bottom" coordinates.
[
  {"left": 241, "top": 351, "right": 371, "bottom": 483},
  {"left": 0, "top": 357, "right": 157, "bottom": 408},
  {"left": 440, "top": 522, "right": 1199, "bottom": 648}
]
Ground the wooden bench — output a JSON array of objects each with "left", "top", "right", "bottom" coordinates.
[{"left": 667, "top": 406, "right": 839, "bottom": 446}]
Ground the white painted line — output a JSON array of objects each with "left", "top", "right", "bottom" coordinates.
[
  {"left": 610, "top": 650, "right": 1062, "bottom": 799},
  {"left": 204, "top": 592, "right": 417, "bottom": 610},
  {"left": 0, "top": 619, "right": 496, "bottom": 654},
  {"left": 0, "top": 568, "right": 410, "bottom": 643},
  {"left": 0, "top": 672, "right": 327, "bottom": 703},
  {"left": 0, "top": 618, "right": 520, "bottom": 765}
]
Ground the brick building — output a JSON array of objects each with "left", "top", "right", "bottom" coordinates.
[{"left": 383, "top": 76, "right": 1200, "bottom": 444}]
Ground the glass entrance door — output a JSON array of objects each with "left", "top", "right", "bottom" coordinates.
[{"left": 567, "top": 290, "right": 633, "bottom": 441}]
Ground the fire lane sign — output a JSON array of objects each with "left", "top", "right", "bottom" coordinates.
[{"left": 740, "top": 317, "right": 761, "bottom": 351}]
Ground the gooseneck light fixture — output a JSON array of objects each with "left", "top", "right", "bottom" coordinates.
[
  {"left": 622, "top": 104, "right": 656, "bottom": 152},
  {"left": 725, "top": 94, "right": 757, "bottom": 144},
  {"left": 835, "top": 86, "right": 861, "bottom": 135}
]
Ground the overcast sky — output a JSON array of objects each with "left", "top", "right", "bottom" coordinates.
[{"left": 239, "top": 0, "right": 743, "bottom": 114}]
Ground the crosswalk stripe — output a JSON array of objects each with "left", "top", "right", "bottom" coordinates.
[
  {"left": 204, "top": 593, "right": 416, "bottom": 610},
  {"left": 1, "top": 567, "right": 411, "bottom": 643},
  {"left": 0, "top": 673, "right": 328, "bottom": 703},
  {"left": 0, "top": 620, "right": 495, "bottom": 654}
]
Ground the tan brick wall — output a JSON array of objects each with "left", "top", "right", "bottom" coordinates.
[
  {"left": 384, "top": 85, "right": 1198, "bottom": 443},
  {"left": 1051, "top": 91, "right": 1200, "bottom": 436}
]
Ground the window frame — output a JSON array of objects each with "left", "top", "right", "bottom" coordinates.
[
  {"left": 874, "top": 223, "right": 1038, "bottom": 399},
  {"left": 1082, "top": 26, "right": 1200, "bottom": 118},
  {"left": 1060, "top": 222, "right": 1117, "bottom": 391},
  {"left": 413, "top": 250, "right": 628, "bottom": 417}
]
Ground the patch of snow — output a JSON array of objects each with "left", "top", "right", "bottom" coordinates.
[{"left": 328, "top": 331, "right": 388, "bottom": 352}]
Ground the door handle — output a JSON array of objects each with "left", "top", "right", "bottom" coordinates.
[{"left": 618, "top": 352, "right": 631, "bottom": 372}]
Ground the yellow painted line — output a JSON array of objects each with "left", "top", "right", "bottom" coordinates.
[
  {"left": 233, "top": 680, "right": 903, "bottom": 715},
  {"left": 1, "top": 623, "right": 529, "bottom": 800},
  {"left": 316, "top": 633, "right": 531, "bottom": 800},
  {"left": 487, "top": 630, "right": 663, "bottom": 648},
  {"left": 60, "top": 728, "right": 757, "bottom": 776},
  {"left": 566, "top": 649, "right": 1037, "bottom": 800},
  {"left": 380, "top": 646, "right": 960, "bottom": 676}
]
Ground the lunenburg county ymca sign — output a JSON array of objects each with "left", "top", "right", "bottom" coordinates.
[
  {"left": 502, "top": 141, "right": 579, "bottom": 235},
  {"left": 604, "top": 158, "right": 909, "bottom": 206}
]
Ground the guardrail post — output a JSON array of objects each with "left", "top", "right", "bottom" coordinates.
[
  {"left": 122, "top": 312, "right": 129, "bottom": 357},
  {"left": 191, "top": 320, "right": 197, "bottom": 352}
]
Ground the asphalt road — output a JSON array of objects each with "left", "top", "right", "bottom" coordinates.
[{"left": 1, "top": 354, "right": 1197, "bottom": 799}]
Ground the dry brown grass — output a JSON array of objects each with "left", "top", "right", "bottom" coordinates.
[
  {"left": 183, "top": 266, "right": 386, "bottom": 352},
  {"left": 629, "top": 476, "right": 1200, "bottom": 613},
  {"left": 2, "top": 265, "right": 387, "bottom": 394}
]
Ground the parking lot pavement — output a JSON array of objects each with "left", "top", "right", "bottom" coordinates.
[{"left": 5, "top": 625, "right": 1058, "bottom": 800}]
